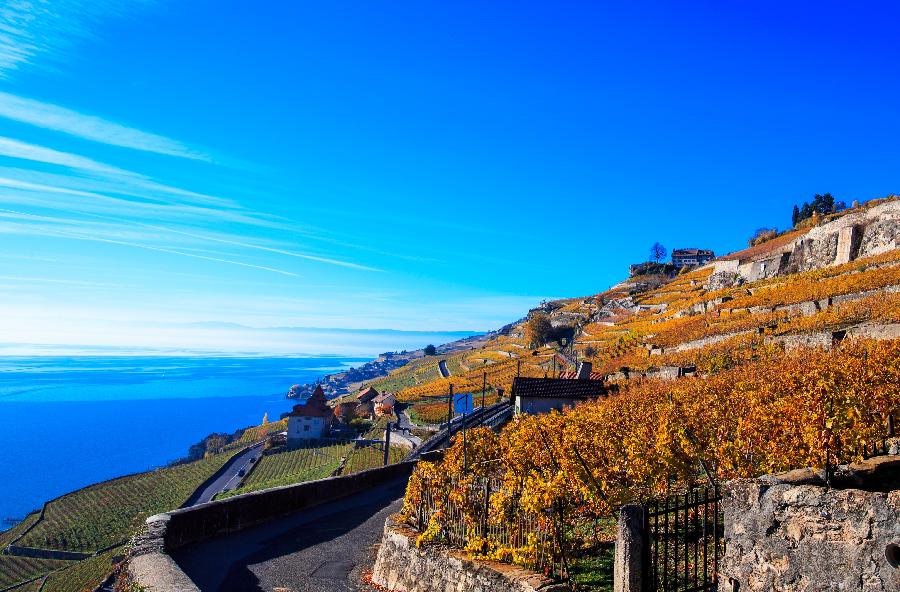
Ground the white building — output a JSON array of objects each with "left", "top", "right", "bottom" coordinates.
[{"left": 286, "top": 385, "right": 334, "bottom": 444}]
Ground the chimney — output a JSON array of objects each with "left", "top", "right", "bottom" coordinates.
[{"left": 576, "top": 361, "right": 592, "bottom": 380}]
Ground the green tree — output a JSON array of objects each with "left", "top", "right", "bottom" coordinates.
[
  {"left": 424, "top": 344, "right": 437, "bottom": 356},
  {"left": 524, "top": 312, "right": 554, "bottom": 349},
  {"left": 800, "top": 202, "right": 813, "bottom": 220},
  {"left": 813, "top": 192, "right": 835, "bottom": 215},
  {"left": 791, "top": 204, "right": 800, "bottom": 227}
]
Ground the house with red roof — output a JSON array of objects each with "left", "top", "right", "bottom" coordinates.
[
  {"left": 286, "top": 385, "right": 334, "bottom": 444},
  {"left": 372, "top": 392, "right": 396, "bottom": 417},
  {"left": 356, "top": 386, "right": 380, "bottom": 403}
]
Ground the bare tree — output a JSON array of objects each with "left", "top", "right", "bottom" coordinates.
[{"left": 650, "top": 242, "right": 667, "bottom": 263}]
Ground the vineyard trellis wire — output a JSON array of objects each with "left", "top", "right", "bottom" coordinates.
[{"left": 408, "top": 474, "right": 570, "bottom": 581}]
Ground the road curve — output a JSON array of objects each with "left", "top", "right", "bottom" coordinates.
[
  {"left": 437, "top": 359, "right": 450, "bottom": 378},
  {"left": 184, "top": 442, "right": 264, "bottom": 506},
  {"left": 173, "top": 478, "right": 406, "bottom": 591}
]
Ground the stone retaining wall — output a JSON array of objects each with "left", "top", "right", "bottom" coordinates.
[
  {"left": 372, "top": 518, "right": 567, "bottom": 592},
  {"left": 128, "top": 459, "right": 427, "bottom": 592},
  {"left": 720, "top": 474, "right": 900, "bottom": 592}
]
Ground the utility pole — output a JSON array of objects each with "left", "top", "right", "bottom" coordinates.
[
  {"left": 445, "top": 384, "right": 454, "bottom": 448},
  {"left": 462, "top": 407, "right": 468, "bottom": 472},
  {"left": 481, "top": 371, "right": 486, "bottom": 410}
]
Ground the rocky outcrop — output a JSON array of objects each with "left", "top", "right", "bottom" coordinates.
[
  {"left": 783, "top": 199, "right": 899, "bottom": 274},
  {"left": 713, "top": 200, "right": 899, "bottom": 284}
]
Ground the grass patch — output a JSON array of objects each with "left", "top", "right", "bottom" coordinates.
[{"left": 569, "top": 545, "right": 614, "bottom": 592}]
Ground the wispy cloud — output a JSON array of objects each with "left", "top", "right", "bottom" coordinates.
[
  {"left": 0, "top": 1, "right": 156, "bottom": 77},
  {"left": 0, "top": 135, "right": 127, "bottom": 176},
  {"left": 137, "top": 224, "right": 383, "bottom": 272},
  {"left": 0, "top": 210, "right": 302, "bottom": 277},
  {"left": 0, "top": 91, "right": 210, "bottom": 160}
]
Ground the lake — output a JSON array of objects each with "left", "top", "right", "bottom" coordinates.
[{"left": 0, "top": 355, "right": 368, "bottom": 523}]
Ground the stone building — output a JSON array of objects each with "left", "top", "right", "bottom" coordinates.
[{"left": 286, "top": 385, "right": 333, "bottom": 444}]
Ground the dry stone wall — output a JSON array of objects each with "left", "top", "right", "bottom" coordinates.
[
  {"left": 372, "top": 518, "right": 567, "bottom": 592},
  {"left": 721, "top": 476, "right": 900, "bottom": 592}
]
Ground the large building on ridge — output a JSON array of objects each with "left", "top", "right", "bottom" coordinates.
[{"left": 672, "top": 248, "right": 715, "bottom": 268}]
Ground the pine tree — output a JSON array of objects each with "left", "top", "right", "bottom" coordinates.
[
  {"left": 791, "top": 204, "right": 800, "bottom": 227},
  {"left": 800, "top": 202, "right": 813, "bottom": 220}
]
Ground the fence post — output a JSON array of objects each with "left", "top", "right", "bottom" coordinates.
[
  {"left": 383, "top": 422, "right": 391, "bottom": 466},
  {"left": 614, "top": 505, "right": 646, "bottom": 592}
]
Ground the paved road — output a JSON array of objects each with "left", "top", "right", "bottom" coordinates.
[
  {"left": 437, "top": 359, "right": 450, "bottom": 378},
  {"left": 185, "top": 442, "right": 264, "bottom": 506},
  {"left": 173, "top": 478, "right": 406, "bottom": 592}
]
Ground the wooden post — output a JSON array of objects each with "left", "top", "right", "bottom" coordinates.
[
  {"left": 445, "top": 384, "right": 454, "bottom": 448},
  {"left": 383, "top": 421, "right": 391, "bottom": 466}
]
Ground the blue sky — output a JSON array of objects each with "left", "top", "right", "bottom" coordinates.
[{"left": 0, "top": 1, "right": 898, "bottom": 354}]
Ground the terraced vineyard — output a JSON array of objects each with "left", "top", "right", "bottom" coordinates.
[
  {"left": 19, "top": 449, "right": 241, "bottom": 552},
  {"left": 41, "top": 545, "right": 126, "bottom": 592},
  {"left": 223, "top": 438, "right": 408, "bottom": 497},
  {"left": 0, "top": 556, "right": 67, "bottom": 590},
  {"left": 344, "top": 443, "right": 407, "bottom": 474},
  {"left": 235, "top": 441, "right": 353, "bottom": 494}
]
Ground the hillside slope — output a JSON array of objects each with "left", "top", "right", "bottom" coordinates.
[{"left": 358, "top": 197, "right": 899, "bottom": 417}]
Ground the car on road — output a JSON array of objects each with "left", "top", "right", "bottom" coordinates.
[{"left": 238, "top": 469, "right": 246, "bottom": 476}]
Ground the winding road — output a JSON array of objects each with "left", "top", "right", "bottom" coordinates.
[
  {"left": 183, "top": 442, "right": 265, "bottom": 507},
  {"left": 173, "top": 478, "right": 406, "bottom": 591},
  {"left": 437, "top": 359, "right": 450, "bottom": 378}
]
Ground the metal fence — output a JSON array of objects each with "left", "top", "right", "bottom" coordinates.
[
  {"left": 409, "top": 476, "right": 567, "bottom": 579},
  {"left": 642, "top": 486, "right": 723, "bottom": 592}
]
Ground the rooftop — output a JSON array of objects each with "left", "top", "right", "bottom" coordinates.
[{"left": 511, "top": 376, "right": 608, "bottom": 400}]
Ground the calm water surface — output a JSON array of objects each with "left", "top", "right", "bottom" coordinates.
[{"left": 0, "top": 356, "right": 366, "bottom": 523}]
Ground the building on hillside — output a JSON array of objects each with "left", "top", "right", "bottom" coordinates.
[
  {"left": 512, "top": 363, "right": 608, "bottom": 415},
  {"left": 333, "top": 400, "right": 359, "bottom": 424},
  {"left": 286, "top": 385, "right": 334, "bottom": 444},
  {"left": 356, "top": 401, "right": 375, "bottom": 419},
  {"left": 372, "top": 392, "right": 396, "bottom": 416},
  {"left": 356, "top": 386, "right": 380, "bottom": 403},
  {"left": 671, "top": 248, "right": 715, "bottom": 268}
]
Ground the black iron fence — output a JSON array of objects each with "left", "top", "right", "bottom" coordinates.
[
  {"left": 642, "top": 486, "right": 723, "bottom": 592},
  {"left": 409, "top": 475, "right": 567, "bottom": 579}
]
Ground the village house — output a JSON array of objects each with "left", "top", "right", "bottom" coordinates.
[
  {"left": 356, "top": 386, "right": 380, "bottom": 403},
  {"left": 372, "top": 392, "right": 396, "bottom": 416},
  {"left": 333, "top": 400, "right": 359, "bottom": 424},
  {"left": 671, "top": 248, "right": 715, "bottom": 267},
  {"left": 356, "top": 400, "right": 375, "bottom": 419},
  {"left": 286, "top": 385, "right": 333, "bottom": 444},
  {"left": 512, "top": 363, "right": 608, "bottom": 415}
]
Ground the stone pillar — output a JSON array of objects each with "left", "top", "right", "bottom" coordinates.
[{"left": 614, "top": 504, "right": 645, "bottom": 592}]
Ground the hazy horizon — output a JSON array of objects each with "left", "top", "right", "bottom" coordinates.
[{"left": 1, "top": 1, "right": 898, "bottom": 351}]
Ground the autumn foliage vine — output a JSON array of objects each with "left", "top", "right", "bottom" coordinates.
[{"left": 400, "top": 339, "right": 900, "bottom": 565}]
